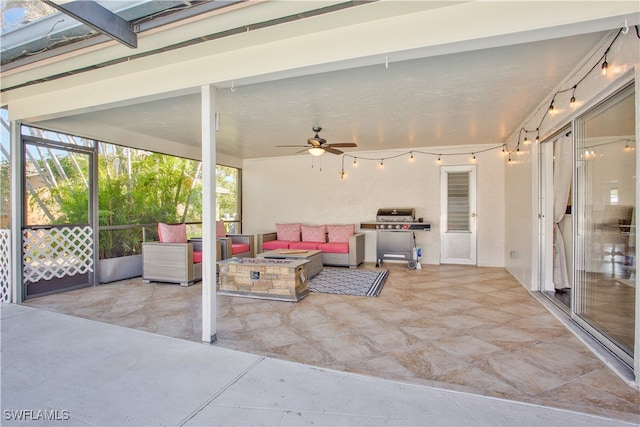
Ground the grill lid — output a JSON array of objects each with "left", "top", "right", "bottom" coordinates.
[{"left": 376, "top": 208, "right": 415, "bottom": 221}]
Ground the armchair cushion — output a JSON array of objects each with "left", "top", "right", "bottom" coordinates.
[
  {"left": 232, "top": 243, "right": 251, "bottom": 255},
  {"left": 216, "top": 221, "right": 227, "bottom": 238},
  {"left": 276, "top": 223, "right": 301, "bottom": 242},
  {"left": 301, "top": 225, "right": 326, "bottom": 242},
  {"left": 327, "top": 224, "right": 355, "bottom": 243},
  {"left": 158, "top": 223, "right": 187, "bottom": 243}
]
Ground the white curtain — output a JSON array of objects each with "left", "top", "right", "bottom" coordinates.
[{"left": 553, "top": 134, "right": 572, "bottom": 289}]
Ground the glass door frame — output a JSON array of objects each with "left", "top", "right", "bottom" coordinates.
[
  {"left": 21, "top": 132, "right": 98, "bottom": 298},
  {"left": 571, "top": 83, "right": 636, "bottom": 367}
]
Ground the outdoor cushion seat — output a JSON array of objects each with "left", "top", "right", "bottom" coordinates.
[
  {"left": 318, "top": 242, "right": 349, "bottom": 253},
  {"left": 262, "top": 240, "right": 293, "bottom": 250},
  {"left": 231, "top": 242, "right": 251, "bottom": 254},
  {"left": 289, "top": 241, "right": 324, "bottom": 250}
]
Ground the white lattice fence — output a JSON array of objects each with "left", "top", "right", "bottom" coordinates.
[
  {"left": 0, "top": 229, "right": 10, "bottom": 302},
  {"left": 23, "top": 226, "right": 94, "bottom": 284}
]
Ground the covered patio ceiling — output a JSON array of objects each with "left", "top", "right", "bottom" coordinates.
[{"left": 2, "top": 1, "right": 639, "bottom": 160}]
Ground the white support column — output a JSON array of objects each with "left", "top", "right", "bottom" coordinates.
[
  {"left": 201, "top": 85, "right": 217, "bottom": 343},
  {"left": 10, "top": 120, "right": 23, "bottom": 303}
]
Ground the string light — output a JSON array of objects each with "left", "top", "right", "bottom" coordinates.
[
  {"left": 335, "top": 25, "right": 636, "bottom": 176},
  {"left": 501, "top": 26, "right": 634, "bottom": 166},
  {"left": 409, "top": 152, "right": 414, "bottom": 161}
]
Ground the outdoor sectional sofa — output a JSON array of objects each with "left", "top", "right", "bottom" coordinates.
[{"left": 257, "top": 223, "right": 365, "bottom": 268}]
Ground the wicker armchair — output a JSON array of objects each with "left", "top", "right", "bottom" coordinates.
[
  {"left": 142, "top": 223, "right": 220, "bottom": 286},
  {"left": 216, "top": 221, "right": 254, "bottom": 259}
]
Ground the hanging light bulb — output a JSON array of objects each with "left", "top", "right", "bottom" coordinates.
[
  {"left": 601, "top": 56, "right": 608, "bottom": 75},
  {"left": 409, "top": 152, "right": 414, "bottom": 162},
  {"left": 535, "top": 129, "right": 540, "bottom": 144},
  {"left": 437, "top": 154, "right": 442, "bottom": 163},
  {"left": 379, "top": 159, "right": 384, "bottom": 168},
  {"left": 471, "top": 153, "right": 476, "bottom": 162},
  {"left": 570, "top": 85, "right": 577, "bottom": 107},
  {"left": 353, "top": 158, "right": 358, "bottom": 166},
  {"left": 548, "top": 100, "right": 555, "bottom": 113},
  {"left": 523, "top": 136, "right": 530, "bottom": 145},
  {"left": 339, "top": 169, "right": 346, "bottom": 179}
]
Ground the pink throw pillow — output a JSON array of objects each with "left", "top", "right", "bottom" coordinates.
[
  {"left": 158, "top": 223, "right": 187, "bottom": 243},
  {"left": 216, "top": 221, "right": 227, "bottom": 238},
  {"left": 301, "top": 225, "right": 326, "bottom": 242},
  {"left": 327, "top": 224, "right": 354, "bottom": 243},
  {"left": 276, "top": 223, "right": 301, "bottom": 242}
]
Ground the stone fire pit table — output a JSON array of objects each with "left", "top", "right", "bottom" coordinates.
[{"left": 217, "top": 257, "right": 309, "bottom": 302}]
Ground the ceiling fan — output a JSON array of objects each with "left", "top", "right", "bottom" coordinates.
[{"left": 277, "top": 127, "right": 358, "bottom": 156}]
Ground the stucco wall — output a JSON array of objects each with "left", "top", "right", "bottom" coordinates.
[{"left": 243, "top": 145, "right": 505, "bottom": 266}]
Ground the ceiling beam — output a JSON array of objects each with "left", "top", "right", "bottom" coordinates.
[{"left": 43, "top": 0, "right": 137, "bottom": 49}]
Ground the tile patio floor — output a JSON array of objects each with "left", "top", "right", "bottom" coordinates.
[{"left": 24, "top": 263, "right": 640, "bottom": 423}]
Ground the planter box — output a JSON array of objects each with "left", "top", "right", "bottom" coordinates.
[{"left": 99, "top": 254, "right": 143, "bottom": 283}]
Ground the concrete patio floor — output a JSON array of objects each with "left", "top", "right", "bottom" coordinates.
[{"left": 22, "top": 263, "right": 640, "bottom": 424}]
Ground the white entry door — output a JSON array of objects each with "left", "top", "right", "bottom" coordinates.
[{"left": 440, "top": 165, "right": 477, "bottom": 265}]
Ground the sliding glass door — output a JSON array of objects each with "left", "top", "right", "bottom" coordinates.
[{"left": 574, "top": 84, "right": 636, "bottom": 364}]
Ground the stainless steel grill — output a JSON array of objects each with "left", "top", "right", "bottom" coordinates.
[{"left": 361, "top": 208, "right": 430, "bottom": 267}]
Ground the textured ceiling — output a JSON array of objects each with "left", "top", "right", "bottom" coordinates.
[{"left": 40, "top": 30, "right": 607, "bottom": 160}]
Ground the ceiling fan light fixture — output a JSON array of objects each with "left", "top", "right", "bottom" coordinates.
[{"left": 309, "top": 147, "right": 325, "bottom": 156}]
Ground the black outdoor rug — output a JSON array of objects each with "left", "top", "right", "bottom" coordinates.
[{"left": 308, "top": 268, "right": 389, "bottom": 297}]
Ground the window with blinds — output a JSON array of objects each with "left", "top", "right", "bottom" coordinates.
[{"left": 447, "top": 172, "right": 470, "bottom": 232}]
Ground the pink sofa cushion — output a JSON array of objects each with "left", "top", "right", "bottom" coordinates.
[
  {"left": 327, "top": 224, "right": 355, "bottom": 243},
  {"left": 158, "top": 223, "right": 187, "bottom": 243},
  {"left": 289, "top": 241, "right": 323, "bottom": 250},
  {"left": 318, "top": 242, "right": 349, "bottom": 254},
  {"left": 193, "top": 251, "right": 202, "bottom": 263},
  {"left": 216, "top": 221, "right": 227, "bottom": 238},
  {"left": 263, "top": 240, "right": 292, "bottom": 250},
  {"left": 231, "top": 243, "right": 251, "bottom": 255},
  {"left": 301, "top": 225, "right": 326, "bottom": 242},
  {"left": 276, "top": 223, "right": 301, "bottom": 242}
]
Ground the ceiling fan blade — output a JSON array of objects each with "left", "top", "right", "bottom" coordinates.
[
  {"left": 327, "top": 143, "right": 358, "bottom": 148},
  {"left": 308, "top": 137, "right": 326, "bottom": 145},
  {"left": 276, "top": 145, "right": 309, "bottom": 148},
  {"left": 324, "top": 147, "right": 343, "bottom": 155}
]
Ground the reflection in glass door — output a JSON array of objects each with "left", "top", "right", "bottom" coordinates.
[{"left": 574, "top": 84, "right": 636, "bottom": 365}]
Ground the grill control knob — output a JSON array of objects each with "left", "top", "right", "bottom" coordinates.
[{"left": 395, "top": 224, "right": 401, "bottom": 229}]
